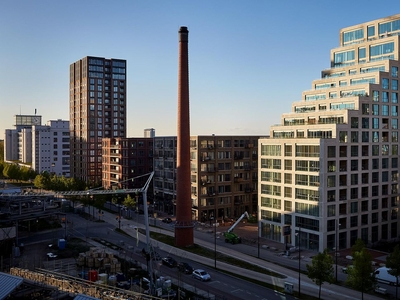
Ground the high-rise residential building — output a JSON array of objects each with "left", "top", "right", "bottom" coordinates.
[
  {"left": 259, "top": 14, "right": 400, "bottom": 252},
  {"left": 102, "top": 137, "right": 153, "bottom": 191},
  {"left": 32, "top": 120, "right": 70, "bottom": 176},
  {"left": 70, "top": 56, "right": 127, "bottom": 185},
  {"left": 153, "top": 135, "right": 260, "bottom": 220}
]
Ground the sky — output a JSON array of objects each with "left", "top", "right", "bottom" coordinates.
[{"left": 0, "top": 1, "right": 398, "bottom": 140}]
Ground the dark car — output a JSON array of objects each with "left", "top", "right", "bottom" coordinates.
[
  {"left": 162, "top": 256, "right": 177, "bottom": 268},
  {"left": 178, "top": 262, "right": 193, "bottom": 274},
  {"left": 162, "top": 217, "right": 172, "bottom": 223}
]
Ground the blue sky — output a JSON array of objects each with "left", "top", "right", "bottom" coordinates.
[{"left": 0, "top": 1, "right": 397, "bottom": 140}]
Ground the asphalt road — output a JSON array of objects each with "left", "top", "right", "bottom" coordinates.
[{"left": 18, "top": 207, "right": 387, "bottom": 300}]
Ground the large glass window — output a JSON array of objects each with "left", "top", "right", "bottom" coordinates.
[
  {"left": 370, "top": 42, "right": 394, "bottom": 60},
  {"left": 362, "top": 104, "right": 369, "bottom": 115},
  {"left": 392, "top": 66, "right": 398, "bottom": 78},
  {"left": 372, "top": 118, "right": 379, "bottom": 129},
  {"left": 392, "top": 119, "right": 398, "bottom": 129},
  {"left": 393, "top": 92, "right": 399, "bottom": 103},
  {"left": 358, "top": 47, "right": 366, "bottom": 60},
  {"left": 382, "top": 78, "right": 389, "bottom": 89},
  {"left": 373, "top": 90, "right": 379, "bottom": 101},
  {"left": 334, "top": 50, "right": 355, "bottom": 65},
  {"left": 367, "top": 26, "right": 375, "bottom": 38},
  {"left": 392, "top": 106, "right": 398, "bottom": 116},
  {"left": 372, "top": 104, "right": 379, "bottom": 115},
  {"left": 393, "top": 80, "right": 398, "bottom": 91},
  {"left": 382, "top": 91, "right": 389, "bottom": 102},
  {"left": 382, "top": 105, "right": 389, "bottom": 116},
  {"left": 362, "top": 118, "right": 369, "bottom": 128}
]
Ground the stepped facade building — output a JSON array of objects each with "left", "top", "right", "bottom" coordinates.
[{"left": 259, "top": 14, "right": 400, "bottom": 252}]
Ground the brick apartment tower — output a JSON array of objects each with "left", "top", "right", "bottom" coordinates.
[{"left": 175, "top": 26, "right": 194, "bottom": 247}]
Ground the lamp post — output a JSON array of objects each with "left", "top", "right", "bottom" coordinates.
[{"left": 335, "top": 221, "right": 341, "bottom": 282}]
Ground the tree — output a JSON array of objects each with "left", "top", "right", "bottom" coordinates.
[
  {"left": 306, "top": 249, "right": 335, "bottom": 299},
  {"left": 123, "top": 194, "right": 137, "bottom": 211},
  {"left": 386, "top": 244, "right": 400, "bottom": 299},
  {"left": 346, "top": 246, "right": 376, "bottom": 300},
  {"left": 351, "top": 238, "right": 366, "bottom": 254}
]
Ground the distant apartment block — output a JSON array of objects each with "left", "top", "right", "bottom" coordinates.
[
  {"left": 70, "top": 56, "right": 127, "bottom": 185},
  {"left": 153, "top": 135, "right": 260, "bottom": 220},
  {"left": 32, "top": 120, "right": 70, "bottom": 176},
  {"left": 4, "top": 116, "right": 69, "bottom": 176},
  {"left": 259, "top": 14, "right": 400, "bottom": 252},
  {"left": 4, "top": 114, "right": 42, "bottom": 162},
  {"left": 102, "top": 137, "right": 153, "bottom": 193}
]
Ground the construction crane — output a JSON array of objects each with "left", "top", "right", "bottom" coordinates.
[{"left": 223, "top": 211, "right": 249, "bottom": 244}]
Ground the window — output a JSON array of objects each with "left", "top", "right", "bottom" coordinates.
[
  {"left": 351, "top": 160, "right": 358, "bottom": 171},
  {"left": 392, "top": 66, "right": 398, "bottom": 78},
  {"left": 351, "top": 202, "right": 358, "bottom": 213},
  {"left": 361, "top": 200, "right": 368, "bottom": 212},
  {"left": 328, "top": 146, "right": 336, "bottom": 158},
  {"left": 392, "top": 106, "right": 398, "bottom": 116},
  {"left": 392, "top": 119, "right": 398, "bottom": 129},
  {"left": 372, "top": 158, "right": 379, "bottom": 169},
  {"left": 362, "top": 132, "right": 369, "bottom": 142},
  {"left": 372, "top": 118, "right": 379, "bottom": 129},
  {"left": 351, "top": 174, "right": 358, "bottom": 185},
  {"left": 382, "top": 105, "right": 389, "bottom": 116},
  {"left": 351, "top": 117, "right": 358, "bottom": 128},
  {"left": 373, "top": 90, "right": 379, "bottom": 101},
  {"left": 351, "top": 216, "right": 358, "bottom": 227},
  {"left": 382, "top": 78, "right": 389, "bottom": 89},
  {"left": 372, "top": 104, "right": 379, "bottom": 115},
  {"left": 393, "top": 92, "right": 399, "bottom": 103},
  {"left": 382, "top": 91, "right": 389, "bottom": 102},
  {"left": 362, "top": 118, "right": 369, "bottom": 128},
  {"left": 351, "top": 132, "right": 358, "bottom": 143},
  {"left": 327, "top": 205, "right": 336, "bottom": 217},
  {"left": 372, "top": 199, "right": 379, "bottom": 210},
  {"left": 361, "top": 146, "right": 369, "bottom": 156},
  {"left": 351, "top": 145, "right": 358, "bottom": 156},
  {"left": 393, "top": 79, "right": 398, "bottom": 91}
]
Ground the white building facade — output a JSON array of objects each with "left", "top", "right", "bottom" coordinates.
[
  {"left": 259, "top": 14, "right": 400, "bottom": 252},
  {"left": 32, "top": 120, "right": 70, "bottom": 176}
]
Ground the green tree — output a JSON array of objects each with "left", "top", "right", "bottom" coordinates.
[
  {"left": 351, "top": 238, "right": 366, "bottom": 254},
  {"left": 33, "top": 172, "right": 51, "bottom": 190},
  {"left": 3, "top": 164, "right": 20, "bottom": 181},
  {"left": 123, "top": 194, "right": 137, "bottom": 211},
  {"left": 306, "top": 249, "right": 335, "bottom": 299},
  {"left": 386, "top": 244, "right": 400, "bottom": 299},
  {"left": 346, "top": 247, "right": 376, "bottom": 300}
]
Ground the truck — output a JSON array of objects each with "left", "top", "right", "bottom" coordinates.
[
  {"left": 374, "top": 267, "right": 400, "bottom": 286},
  {"left": 223, "top": 212, "right": 249, "bottom": 244}
]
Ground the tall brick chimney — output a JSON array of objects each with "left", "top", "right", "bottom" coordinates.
[{"left": 175, "top": 26, "right": 194, "bottom": 247}]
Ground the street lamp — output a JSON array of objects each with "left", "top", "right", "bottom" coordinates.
[{"left": 335, "top": 220, "right": 341, "bottom": 282}]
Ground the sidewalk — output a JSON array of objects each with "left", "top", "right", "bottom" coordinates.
[{"left": 98, "top": 208, "right": 383, "bottom": 300}]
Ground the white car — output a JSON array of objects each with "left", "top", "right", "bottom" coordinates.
[
  {"left": 192, "top": 269, "right": 211, "bottom": 281},
  {"left": 47, "top": 252, "right": 58, "bottom": 258}
]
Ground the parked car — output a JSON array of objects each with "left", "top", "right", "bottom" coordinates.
[
  {"left": 192, "top": 269, "right": 211, "bottom": 281},
  {"left": 162, "top": 217, "right": 172, "bottom": 223},
  {"left": 162, "top": 257, "right": 178, "bottom": 268},
  {"left": 47, "top": 252, "right": 58, "bottom": 259},
  {"left": 178, "top": 262, "right": 194, "bottom": 274}
]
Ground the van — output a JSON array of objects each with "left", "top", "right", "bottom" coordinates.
[{"left": 374, "top": 267, "right": 400, "bottom": 286}]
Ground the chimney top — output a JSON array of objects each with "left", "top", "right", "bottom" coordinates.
[{"left": 179, "top": 26, "right": 188, "bottom": 42}]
